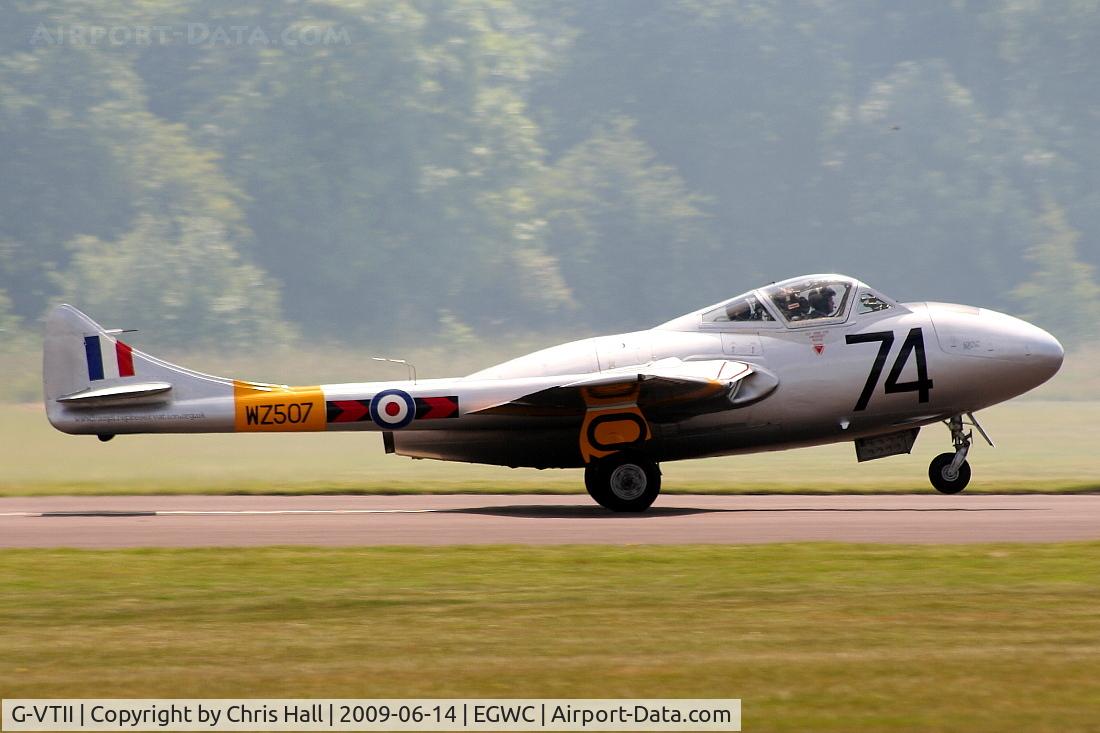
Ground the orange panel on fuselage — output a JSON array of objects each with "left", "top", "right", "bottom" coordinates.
[{"left": 233, "top": 381, "right": 327, "bottom": 432}]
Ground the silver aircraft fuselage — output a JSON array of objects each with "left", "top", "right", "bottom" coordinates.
[
  {"left": 397, "top": 295, "right": 1062, "bottom": 467},
  {"left": 44, "top": 274, "right": 1063, "bottom": 503}
]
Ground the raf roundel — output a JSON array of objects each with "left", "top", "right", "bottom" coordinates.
[{"left": 369, "top": 388, "right": 416, "bottom": 429}]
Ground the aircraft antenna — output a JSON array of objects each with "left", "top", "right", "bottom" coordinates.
[{"left": 371, "top": 357, "right": 417, "bottom": 383}]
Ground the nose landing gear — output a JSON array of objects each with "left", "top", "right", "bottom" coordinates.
[{"left": 929, "top": 413, "right": 994, "bottom": 494}]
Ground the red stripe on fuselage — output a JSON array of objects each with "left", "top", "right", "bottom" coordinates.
[
  {"left": 420, "top": 396, "right": 459, "bottom": 419},
  {"left": 116, "top": 341, "right": 135, "bottom": 377},
  {"left": 331, "top": 400, "right": 370, "bottom": 422}
]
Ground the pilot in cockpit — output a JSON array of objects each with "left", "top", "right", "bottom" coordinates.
[
  {"left": 806, "top": 286, "right": 836, "bottom": 318},
  {"left": 780, "top": 291, "right": 809, "bottom": 319}
]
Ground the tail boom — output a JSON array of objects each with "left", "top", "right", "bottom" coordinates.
[{"left": 43, "top": 305, "right": 467, "bottom": 438}]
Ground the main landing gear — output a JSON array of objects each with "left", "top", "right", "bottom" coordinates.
[
  {"left": 585, "top": 453, "right": 661, "bottom": 512},
  {"left": 929, "top": 413, "right": 994, "bottom": 494}
]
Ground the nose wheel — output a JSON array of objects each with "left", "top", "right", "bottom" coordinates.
[
  {"left": 929, "top": 413, "right": 993, "bottom": 494},
  {"left": 584, "top": 453, "right": 661, "bottom": 512},
  {"left": 929, "top": 451, "right": 971, "bottom": 494}
]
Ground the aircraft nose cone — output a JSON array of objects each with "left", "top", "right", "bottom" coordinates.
[
  {"left": 996, "top": 316, "right": 1064, "bottom": 390},
  {"left": 926, "top": 304, "right": 1064, "bottom": 399},
  {"left": 1029, "top": 326, "right": 1064, "bottom": 381}
]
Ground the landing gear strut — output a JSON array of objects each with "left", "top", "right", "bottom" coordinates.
[
  {"left": 584, "top": 453, "right": 661, "bottom": 512},
  {"left": 928, "top": 413, "right": 993, "bottom": 494}
]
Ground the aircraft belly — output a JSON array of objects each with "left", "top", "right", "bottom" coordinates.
[
  {"left": 647, "top": 412, "right": 783, "bottom": 462},
  {"left": 392, "top": 427, "right": 582, "bottom": 468}
]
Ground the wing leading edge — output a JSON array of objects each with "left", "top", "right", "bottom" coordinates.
[
  {"left": 470, "top": 359, "right": 758, "bottom": 462},
  {"left": 470, "top": 359, "right": 751, "bottom": 414}
]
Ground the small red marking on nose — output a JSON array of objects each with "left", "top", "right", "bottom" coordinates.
[{"left": 385, "top": 401, "right": 401, "bottom": 417}]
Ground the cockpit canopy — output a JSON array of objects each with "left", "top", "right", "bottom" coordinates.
[
  {"left": 690, "top": 274, "right": 897, "bottom": 329},
  {"left": 703, "top": 292, "right": 775, "bottom": 323},
  {"left": 762, "top": 277, "right": 852, "bottom": 322}
]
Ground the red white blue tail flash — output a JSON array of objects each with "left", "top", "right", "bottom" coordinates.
[{"left": 84, "top": 335, "right": 135, "bottom": 381}]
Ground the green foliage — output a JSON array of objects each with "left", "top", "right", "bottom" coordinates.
[
  {"left": 536, "top": 117, "right": 722, "bottom": 328},
  {"left": 0, "top": 289, "right": 41, "bottom": 402},
  {"left": 157, "top": 0, "right": 565, "bottom": 337},
  {"left": 0, "top": 0, "right": 1098, "bottom": 356},
  {"left": 1013, "top": 201, "right": 1100, "bottom": 346},
  {"left": 0, "top": 43, "right": 136, "bottom": 318},
  {"left": 822, "top": 60, "right": 1033, "bottom": 300},
  {"left": 57, "top": 215, "right": 291, "bottom": 348},
  {"left": 0, "top": 2, "right": 264, "bottom": 339}
]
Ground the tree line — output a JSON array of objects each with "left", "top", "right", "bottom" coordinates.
[{"left": 1, "top": 0, "right": 1097, "bottom": 350}]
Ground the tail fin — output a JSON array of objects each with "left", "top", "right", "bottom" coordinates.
[
  {"left": 43, "top": 305, "right": 234, "bottom": 434},
  {"left": 44, "top": 305, "right": 142, "bottom": 403}
]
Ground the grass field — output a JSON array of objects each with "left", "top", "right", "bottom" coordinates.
[
  {"left": 2, "top": 544, "right": 1098, "bottom": 732},
  {"left": 2, "top": 401, "right": 1097, "bottom": 495}
]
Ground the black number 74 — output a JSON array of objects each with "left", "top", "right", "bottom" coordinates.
[{"left": 845, "top": 328, "right": 934, "bottom": 411}]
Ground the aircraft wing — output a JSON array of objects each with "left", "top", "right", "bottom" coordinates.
[
  {"left": 466, "top": 358, "right": 759, "bottom": 463},
  {"left": 470, "top": 359, "right": 753, "bottom": 416}
]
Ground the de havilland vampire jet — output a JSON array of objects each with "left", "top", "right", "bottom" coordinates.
[{"left": 43, "top": 274, "right": 1063, "bottom": 511}]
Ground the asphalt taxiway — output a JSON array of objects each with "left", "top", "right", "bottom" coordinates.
[{"left": 1, "top": 493, "right": 1098, "bottom": 547}]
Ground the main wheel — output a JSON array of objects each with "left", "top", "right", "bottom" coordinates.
[
  {"left": 584, "top": 454, "right": 661, "bottom": 512},
  {"left": 928, "top": 452, "right": 971, "bottom": 494}
]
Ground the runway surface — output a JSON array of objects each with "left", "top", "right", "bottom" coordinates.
[{"left": 1, "top": 493, "right": 1098, "bottom": 547}]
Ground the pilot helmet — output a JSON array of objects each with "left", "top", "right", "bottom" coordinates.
[{"left": 809, "top": 285, "right": 836, "bottom": 311}]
